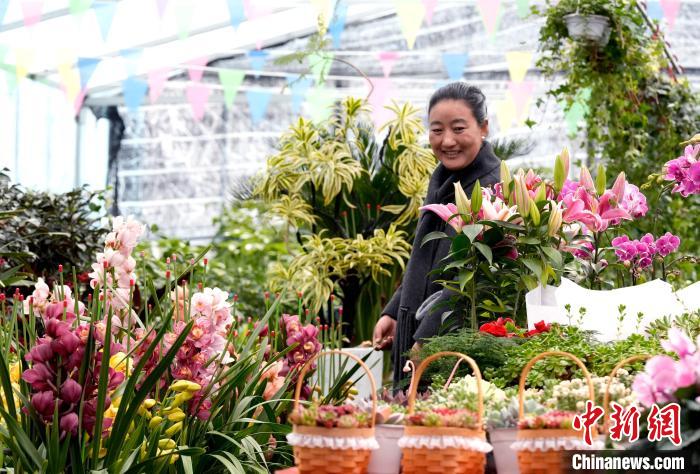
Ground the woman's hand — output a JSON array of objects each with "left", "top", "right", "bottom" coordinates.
[{"left": 373, "top": 315, "right": 396, "bottom": 350}]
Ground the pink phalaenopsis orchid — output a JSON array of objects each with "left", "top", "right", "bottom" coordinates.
[{"left": 664, "top": 144, "right": 700, "bottom": 196}]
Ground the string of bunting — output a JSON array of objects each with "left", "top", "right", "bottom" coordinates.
[{"left": 0, "top": 0, "right": 686, "bottom": 129}]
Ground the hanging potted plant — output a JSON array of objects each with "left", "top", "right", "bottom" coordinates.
[{"left": 542, "top": 0, "right": 613, "bottom": 47}]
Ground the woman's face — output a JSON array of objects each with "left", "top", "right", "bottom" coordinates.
[{"left": 428, "top": 99, "right": 489, "bottom": 171}]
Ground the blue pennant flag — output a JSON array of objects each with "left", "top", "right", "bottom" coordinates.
[
  {"left": 246, "top": 89, "right": 272, "bottom": 125},
  {"left": 329, "top": 0, "right": 348, "bottom": 49},
  {"left": 286, "top": 75, "right": 312, "bottom": 115},
  {"left": 226, "top": 0, "right": 245, "bottom": 29},
  {"left": 77, "top": 57, "right": 101, "bottom": 90},
  {"left": 93, "top": 2, "right": 118, "bottom": 41},
  {"left": 646, "top": 0, "right": 663, "bottom": 21},
  {"left": 247, "top": 50, "right": 268, "bottom": 78},
  {"left": 122, "top": 76, "right": 148, "bottom": 115},
  {"left": 0, "top": 0, "right": 9, "bottom": 26},
  {"left": 442, "top": 53, "right": 469, "bottom": 80}
]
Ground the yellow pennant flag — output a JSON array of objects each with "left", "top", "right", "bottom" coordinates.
[
  {"left": 505, "top": 51, "right": 533, "bottom": 83},
  {"left": 495, "top": 94, "right": 516, "bottom": 133},
  {"left": 58, "top": 62, "right": 81, "bottom": 102},
  {"left": 310, "top": 0, "right": 334, "bottom": 28},
  {"left": 394, "top": 0, "right": 425, "bottom": 49},
  {"left": 14, "top": 48, "right": 34, "bottom": 81}
]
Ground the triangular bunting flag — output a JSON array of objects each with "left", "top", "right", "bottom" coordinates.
[
  {"left": 562, "top": 101, "right": 586, "bottom": 137},
  {"left": 0, "top": 0, "right": 9, "bottom": 25},
  {"left": 507, "top": 80, "right": 535, "bottom": 122},
  {"left": 646, "top": 0, "right": 663, "bottom": 21},
  {"left": 147, "top": 67, "right": 170, "bottom": 103},
  {"left": 243, "top": 0, "right": 270, "bottom": 21},
  {"left": 186, "top": 56, "right": 208, "bottom": 82},
  {"left": 310, "top": 0, "right": 335, "bottom": 28},
  {"left": 245, "top": 89, "right": 272, "bottom": 125},
  {"left": 306, "top": 86, "right": 336, "bottom": 123},
  {"left": 394, "top": 0, "right": 425, "bottom": 49},
  {"left": 122, "top": 76, "right": 149, "bottom": 115},
  {"left": 58, "top": 60, "right": 81, "bottom": 104},
  {"left": 22, "top": 1, "right": 44, "bottom": 27},
  {"left": 286, "top": 75, "right": 312, "bottom": 115},
  {"left": 14, "top": 48, "right": 33, "bottom": 81},
  {"left": 226, "top": 0, "right": 245, "bottom": 29},
  {"left": 219, "top": 69, "right": 245, "bottom": 108},
  {"left": 377, "top": 51, "right": 399, "bottom": 78},
  {"left": 77, "top": 57, "right": 100, "bottom": 90},
  {"left": 660, "top": 0, "right": 681, "bottom": 30},
  {"left": 368, "top": 77, "right": 394, "bottom": 128},
  {"left": 476, "top": 0, "right": 501, "bottom": 37},
  {"left": 93, "top": 1, "right": 118, "bottom": 42},
  {"left": 69, "top": 0, "right": 93, "bottom": 15},
  {"left": 328, "top": 0, "right": 347, "bottom": 48},
  {"left": 186, "top": 83, "right": 211, "bottom": 121},
  {"left": 247, "top": 50, "right": 268, "bottom": 78},
  {"left": 505, "top": 51, "right": 532, "bottom": 83},
  {"left": 156, "top": 0, "right": 168, "bottom": 18},
  {"left": 515, "top": 0, "right": 529, "bottom": 19},
  {"left": 422, "top": 0, "right": 438, "bottom": 25},
  {"left": 495, "top": 97, "right": 516, "bottom": 133},
  {"left": 73, "top": 89, "right": 87, "bottom": 116},
  {"left": 442, "top": 53, "right": 468, "bottom": 80},
  {"left": 175, "top": 0, "right": 194, "bottom": 40},
  {"left": 309, "top": 52, "right": 334, "bottom": 85}
]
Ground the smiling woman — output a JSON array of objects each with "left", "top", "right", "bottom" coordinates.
[{"left": 372, "top": 82, "right": 502, "bottom": 389}]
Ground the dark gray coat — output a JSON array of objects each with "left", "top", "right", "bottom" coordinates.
[{"left": 382, "top": 142, "right": 501, "bottom": 388}]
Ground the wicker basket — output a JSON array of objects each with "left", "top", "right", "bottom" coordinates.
[
  {"left": 514, "top": 351, "right": 597, "bottom": 474},
  {"left": 290, "top": 350, "right": 378, "bottom": 474},
  {"left": 602, "top": 354, "right": 650, "bottom": 446},
  {"left": 400, "top": 351, "right": 490, "bottom": 474}
]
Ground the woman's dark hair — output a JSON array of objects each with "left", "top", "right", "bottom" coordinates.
[{"left": 428, "top": 82, "right": 488, "bottom": 125}]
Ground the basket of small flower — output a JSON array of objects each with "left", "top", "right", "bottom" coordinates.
[
  {"left": 399, "top": 352, "right": 492, "bottom": 474},
  {"left": 513, "top": 351, "right": 601, "bottom": 474},
  {"left": 287, "top": 350, "right": 378, "bottom": 474}
]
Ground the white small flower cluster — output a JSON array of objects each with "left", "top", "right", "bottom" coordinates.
[{"left": 542, "top": 370, "right": 637, "bottom": 413}]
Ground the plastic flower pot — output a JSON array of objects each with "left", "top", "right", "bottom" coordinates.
[
  {"left": 489, "top": 428, "right": 519, "bottom": 474},
  {"left": 563, "top": 13, "right": 611, "bottom": 46},
  {"left": 367, "top": 424, "right": 404, "bottom": 474}
]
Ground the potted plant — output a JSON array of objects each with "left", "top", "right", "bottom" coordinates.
[{"left": 540, "top": 0, "right": 613, "bottom": 46}]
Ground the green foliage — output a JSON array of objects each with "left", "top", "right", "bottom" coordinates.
[
  {"left": 0, "top": 169, "right": 107, "bottom": 284},
  {"left": 534, "top": 0, "right": 700, "bottom": 258},
  {"left": 646, "top": 310, "right": 700, "bottom": 342},
  {"left": 588, "top": 333, "right": 664, "bottom": 376},
  {"left": 416, "top": 330, "right": 523, "bottom": 382},
  {"left": 258, "top": 98, "right": 436, "bottom": 342}
]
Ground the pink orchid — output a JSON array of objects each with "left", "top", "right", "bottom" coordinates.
[{"left": 420, "top": 203, "right": 465, "bottom": 232}]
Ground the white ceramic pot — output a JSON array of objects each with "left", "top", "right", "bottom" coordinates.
[
  {"left": 563, "top": 13, "right": 611, "bottom": 46},
  {"left": 367, "top": 425, "right": 404, "bottom": 474},
  {"left": 489, "top": 428, "right": 519, "bottom": 474}
]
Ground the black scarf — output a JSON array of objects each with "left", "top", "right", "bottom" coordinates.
[{"left": 387, "top": 141, "right": 501, "bottom": 388}]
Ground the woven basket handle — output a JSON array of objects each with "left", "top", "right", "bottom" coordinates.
[
  {"left": 602, "top": 354, "right": 650, "bottom": 431},
  {"left": 293, "top": 349, "right": 378, "bottom": 428},
  {"left": 406, "top": 351, "right": 484, "bottom": 426},
  {"left": 518, "top": 350, "right": 594, "bottom": 421}
]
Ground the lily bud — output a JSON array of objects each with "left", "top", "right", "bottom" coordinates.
[
  {"left": 534, "top": 182, "right": 547, "bottom": 203},
  {"left": 595, "top": 164, "right": 607, "bottom": 196},
  {"left": 529, "top": 198, "right": 541, "bottom": 225},
  {"left": 547, "top": 203, "right": 563, "bottom": 237},
  {"left": 579, "top": 166, "right": 595, "bottom": 192},
  {"left": 454, "top": 182, "right": 471, "bottom": 216},
  {"left": 553, "top": 147, "right": 570, "bottom": 193},
  {"left": 513, "top": 175, "right": 530, "bottom": 218},
  {"left": 471, "top": 180, "right": 482, "bottom": 214},
  {"left": 611, "top": 171, "right": 626, "bottom": 202},
  {"left": 500, "top": 161, "right": 512, "bottom": 200}
]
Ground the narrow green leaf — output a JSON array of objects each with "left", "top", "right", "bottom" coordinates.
[
  {"left": 462, "top": 224, "right": 483, "bottom": 243},
  {"left": 541, "top": 246, "right": 563, "bottom": 268},
  {"left": 458, "top": 270, "right": 474, "bottom": 291},
  {"left": 421, "top": 231, "right": 448, "bottom": 247},
  {"left": 473, "top": 241, "right": 493, "bottom": 264},
  {"left": 517, "top": 236, "right": 540, "bottom": 245}
]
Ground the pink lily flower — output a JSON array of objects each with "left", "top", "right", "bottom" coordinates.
[{"left": 420, "top": 203, "right": 466, "bottom": 232}]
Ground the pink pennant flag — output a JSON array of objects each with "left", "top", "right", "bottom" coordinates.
[
  {"left": 243, "top": 0, "right": 270, "bottom": 20},
  {"left": 507, "top": 81, "right": 535, "bottom": 122},
  {"left": 73, "top": 89, "right": 87, "bottom": 116},
  {"left": 422, "top": 0, "right": 438, "bottom": 25},
  {"left": 156, "top": 0, "right": 168, "bottom": 18},
  {"left": 21, "top": 1, "right": 44, "bottom": 27},
  {"left": 368, "top": 77, "right": 394, "bottom": 127},
  {"left": 377, "top": 51, "right": 400, "bottom": 78},
  {"left": 186, "top": 83, "right": 211, "bottom": 121},
  {"left": 660, "top": 0, "right": 681, "bottom": 30},
  {"left": 476, "top": 0, "right": 501, "bottom": 36},
  {"left": 148, "top": 68, "right": 170, "bottom": 104},
  {"left": 186, "top": 57, "right": 208, "bottom": 82}
]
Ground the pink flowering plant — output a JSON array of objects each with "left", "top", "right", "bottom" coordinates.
[
  {"left": 631, "top": 328, "right": 700, "bottom": 453},
  {"left": 517, "top": 410, "right": 576, "bottom": 430}
]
